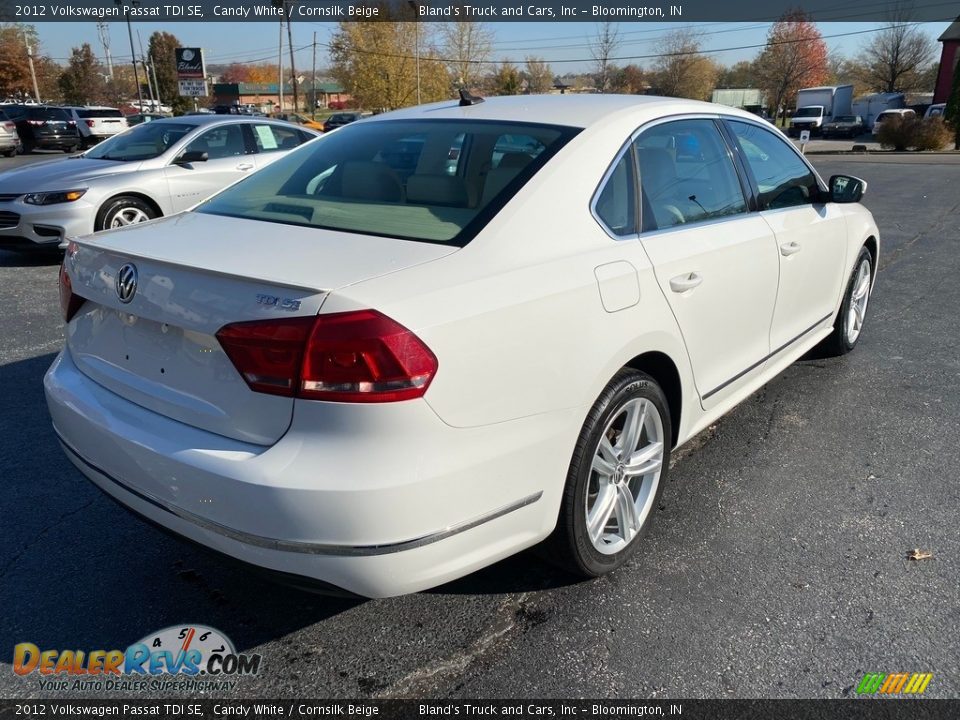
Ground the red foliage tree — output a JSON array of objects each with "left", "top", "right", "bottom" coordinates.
[{"left": 755, "top": 10, "right": 829, "bottom": 122}]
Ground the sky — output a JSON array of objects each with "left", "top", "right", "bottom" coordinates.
[{"left": 30, "top": 20, "right": 954, "bottom": 76}]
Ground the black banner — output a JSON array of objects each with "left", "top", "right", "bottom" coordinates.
[
  {"left": 1, "top": 700, "right": 960, "bottom": 720},
  {"left": 0, "top": 0, "right": 958, "bottom": 23}
]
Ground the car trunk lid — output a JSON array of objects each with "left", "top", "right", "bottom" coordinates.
[{"left": 64, "top": 212, "right": 457, "bottom": 445}]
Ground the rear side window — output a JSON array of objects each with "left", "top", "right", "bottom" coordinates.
[
  {"left": 251, "top": 123, "right": 304, "bottom": 153},
  {"left": 593, "top": 150, "right": 637, "bottom": 237},
  {"left": 635, "top": 119, "right": 747, "bottom": 230},
  {"left": 78, "top": 109, "right": 123, "bottom": 119},
  {"left": 28, "top": 107, "right": 69, "bottom": 121},
  {"left": 726, "top": 120, "right": 819, "bottom": 210},
  {"left": 198, "top": 119, "right": 579, "bottom": 245}
]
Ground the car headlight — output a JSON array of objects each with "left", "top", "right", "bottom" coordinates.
[{"left": 23, "top": 189, "right": 87, "bottom": 205}]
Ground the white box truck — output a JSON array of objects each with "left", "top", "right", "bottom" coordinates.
[{"left": 789, "top": 85, "right": 854, "bottom": 136}]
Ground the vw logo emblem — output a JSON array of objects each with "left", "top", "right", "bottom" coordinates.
[{"left": 115, "top": 263, "right": 138, "bottom": 304}]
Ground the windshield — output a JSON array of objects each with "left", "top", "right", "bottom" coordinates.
[
  {"left": 795, "top": 107, "right": 823, "bottom": 118},
  {"left": 84, "top": 122, "right": 194, "bottom": 161},
  {"left": 198, "top": 119, "right": 578, "bottom": 246},
  {"left": 833, "top": 116, "right": 856, "bottom": 123}
]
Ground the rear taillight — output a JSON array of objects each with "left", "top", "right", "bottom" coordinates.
[
  {"left": 58, "top": 245, "right": 84, "bottom": 322},
  {"left": 27, "top": 120, "right": 45, "bottom": 126},
  {"left": 216, "top": 310, "right": 438, "bottom": 403}
]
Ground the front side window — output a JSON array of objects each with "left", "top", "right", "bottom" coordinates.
[
  {"left": 726, "top": 120, "right": 820, "bottom": 210},
  {"left": 634, "top": 119, "right": 747, "bottom": 230},
  {"left": 198, "top": 119, "right": 578, "bottom": 245},
  {"left": 184, "top": 124, "right": 247, "bottom": 160}
]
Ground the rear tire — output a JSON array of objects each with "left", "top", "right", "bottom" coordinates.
[
  {"left": 548, "top": 369, "right": 672, "bottom": 578},
  {"left": 97, "top": 196, "right": 159, "bottom": 231},
  {"left": 818, "top": 246, "right": 873, "bottom": 357}
]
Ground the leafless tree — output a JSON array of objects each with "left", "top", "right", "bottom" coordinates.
[
  {"left": 524, "top": 56, "right": 554, "bottom": 94},
  {"left": 590, "top": 22, "right": 620, "bottom": 93},
  {"left": 439, "top": 20, "right": 494, "bottom": 90},
  {"left": 856, "top": 7, "right": 937, "bottom": 93}
]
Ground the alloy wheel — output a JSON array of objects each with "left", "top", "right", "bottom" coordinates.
[{"left": 846, "top": 258, "right": 871, "bottom": 344}]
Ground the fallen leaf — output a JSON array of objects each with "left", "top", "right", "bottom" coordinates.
[{"left": 907, "top": 549, "right": 933, "bottom": 561}]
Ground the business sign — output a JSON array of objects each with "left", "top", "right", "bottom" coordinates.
[
  {"left": 799, "top": 129, "right": 811, "bottom": 144},
  {"left": 175, "top": 47, "right": 205, "bottom": 79},
  {"left": 178, "top": 79, "right": 209, "bottom": 97}
]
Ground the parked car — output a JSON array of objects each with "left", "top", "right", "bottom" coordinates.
[
  {"left": 0, "top": 109, "right": 21, "bottom": 156},
  {"left": 46, "top": 95, "right": 879, "bottom": 597},
  {"left": 63, "top": 106, "right": 129, "bottom": 148},
  {"left": 271, "top": 112, "right": 325, "bottom": 131},
  {"left": 0, "top": 104, "right": 80, "bottom": 153},
  {"left": 125, "top": 113, "right": 169, "bottom": 126},
  {"left": 821, "top": 115, "right": 865, "bottom": 139},
  {"left": 872, "top": 108, "right": 916, "bottom": 135},
  {"left": 0, "top": 115, "right": 318, "bottom": 251},
  {"left": 322, "top": 111, "right": 363, "bottom": 132},
  {"left": 924, "top": 103, "right": 946, "bottom": 119}
]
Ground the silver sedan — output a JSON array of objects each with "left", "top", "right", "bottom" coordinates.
[{"left": 0, "top": 115, "right": 319, "bottom": 251}]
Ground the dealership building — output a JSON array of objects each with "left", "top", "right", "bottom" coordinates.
[{"left": 934, "top": 16, "right": 960, "bottom": 104}]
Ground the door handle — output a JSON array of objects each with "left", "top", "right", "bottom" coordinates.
[
  {"left": 669, "top": 272, "right": 703, "bottom": 293},
  {"left": 236, "top": 163, "right": 254, "bottom": 171},
  {"left": 780, "top": 241, "right": 802, "bottom": 256}
]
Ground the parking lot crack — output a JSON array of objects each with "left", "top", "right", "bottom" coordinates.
[{"left": 374, "top": 592, "right": 534, "bottom": 698}]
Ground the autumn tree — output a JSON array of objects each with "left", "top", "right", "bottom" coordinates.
[
  {"left": 754, "top": 11, "right": 829, "bottom": 123},
  {"left": 524, "top": 56, "right": 553, "bottom": 95},
  {"left": 855, "top": 11, "right": 937, "bottom": 93},
  {"left": 717, "top": 60, "right": 756, "bottom": 88},
  {"left": 0, "top": 24, "right": 47, "bottom": 99},
  {"left": 58, "top": 44, "right": 105, "bottom": 105},
  {"left": 651, "top": 29, "right": 719, "bottom": 101},
  {"left": 612, "top": 64, "right": 647, "bottom": 94},
  {"left": 439, "top": 20, "right": 493, "bottom": 90},
  {"left": 329, "top": 18, "right": 450, "bottom": 110},
  {"left": 489, "top": 61, "right": 522, "bottom": 96},
  {"left": 147, "top": 31, "right": 192, "bottom": 114},
  {"left": 590, "top": 22, "right": 620, "bottom": 93}
]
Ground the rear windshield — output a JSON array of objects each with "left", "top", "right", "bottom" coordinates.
[
  {"left": 28, "top": 107, "right": 69, "bottom": 120},
  {"left": 84, "top": 121, "right": 194, "bottom": 161},
  {"left": 78, "top": 109, "right": 124, "bottom": 119},
  {"left": 198, "top": 119, "right": 579, "bottom": 246}
]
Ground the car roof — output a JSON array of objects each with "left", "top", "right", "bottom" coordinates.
[
  {"left": 146, "top": 114, "right": 300, "bottom": 127},
  {"left": 375, "top": 94, "right": 727, "bottom": 129}
]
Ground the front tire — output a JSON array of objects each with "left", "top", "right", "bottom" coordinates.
[
  {"left": 819, "top": 246, "right": 873, "bottom": 356},
  {"left": 97, "top": 196, "right": 158, "bottom": 231},
  {"left": 550, "top": 369, "right": 672, "bottom": 578}
]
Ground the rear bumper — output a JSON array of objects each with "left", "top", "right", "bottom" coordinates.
[{"left": 44, "top": 349, "right": 577, "bottom": 597}]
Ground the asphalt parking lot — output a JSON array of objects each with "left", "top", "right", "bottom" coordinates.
[{"left": 1, "top": 151, "right": 958, "bottom": 699}]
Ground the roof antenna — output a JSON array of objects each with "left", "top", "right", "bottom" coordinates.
[{"left": 458, "top": 88, "right": 484, "bottom": 107}]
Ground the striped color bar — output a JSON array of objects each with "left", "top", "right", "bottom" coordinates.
[{"left": 856, "top": 673, "right": 933, "bottom": 695}]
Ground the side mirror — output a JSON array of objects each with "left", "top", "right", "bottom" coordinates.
[
  {"left": 829, "top": 174, "right": 866, "bottom": 203},
  {"left": 175, "top": 150, "right": 208, "bottom": 165}
]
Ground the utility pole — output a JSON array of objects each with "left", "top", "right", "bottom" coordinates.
[
  {"left": 407, "top": 1, "right": 421, "bottom": 104},
  {"left": 286, "top": 0, "right": 298, "bottom": 111},
  {"left": 115, "top": 0, "right": 144, "bottom": 110},
  {"left": 97, "top": 21, "right": 113, "bottom": 79},
  {"left": 277, "top": 15, "right": 284, "bottom": 112},
  {"left": 311, "top": 30, "right": 317, "bottom": 118},
  {"left": 149, "top": 55, "right": 160, "bottom": 110},
  {"left": 23, "top": 33, "right": 41, "bottom": 103},
  {"left": 137, "top": 31, "right": 156, "bottom": 108}
]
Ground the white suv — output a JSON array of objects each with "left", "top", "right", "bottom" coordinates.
[
  {"left": 872, "top": 108, "right": 915, "bottom": 136},
  {"left": 63, "top": 106, "right": 129, "bottom": 148}
]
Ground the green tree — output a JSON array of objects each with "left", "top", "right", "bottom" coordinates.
[
  {"left": 147, "top": 31, "right": 192, "bottom": 114},
  {"left": 945, "top": 65, "right": 960, "bottom": 150},
  {"left": 58, "top": 44, "right": 104, "bottom": 105},
  {"left": 329, "top": 15, "right": 450, "bottom": 110},
  {"left": 489, "top": 61, "right": 522, "bottom": 96},
  {"left": 717, "top": 60, "right": 756, "bottom": 88}
]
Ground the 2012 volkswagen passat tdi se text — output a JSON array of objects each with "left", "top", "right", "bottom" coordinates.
[{"left": 46, "top": 95, "right": 879, "bottom": 597}]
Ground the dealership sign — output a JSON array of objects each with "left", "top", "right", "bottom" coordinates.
[{"left": 175, "top": 47, "right": 206, "bottom": 79}]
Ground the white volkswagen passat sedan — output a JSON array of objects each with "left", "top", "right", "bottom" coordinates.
[{"left": 46, "top": 95, "right": 878, "bottom": 597}]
